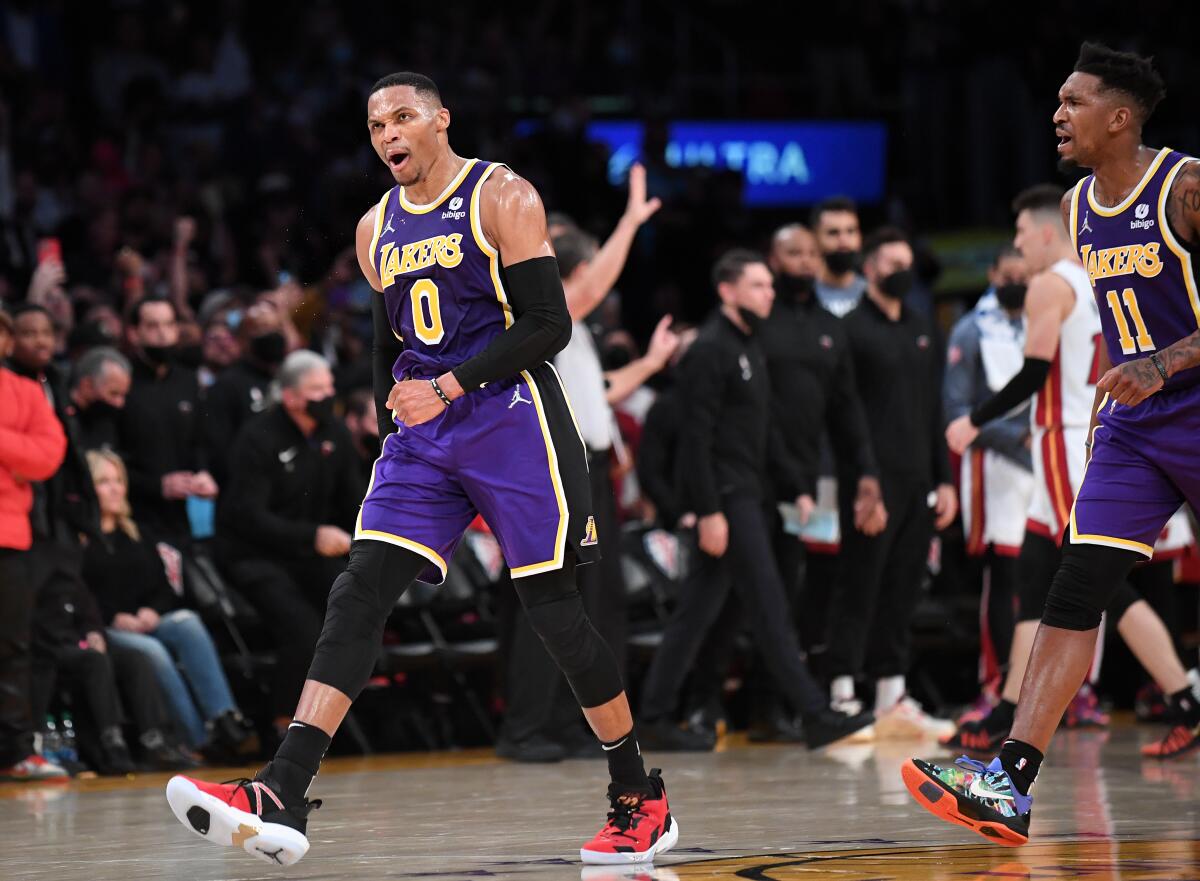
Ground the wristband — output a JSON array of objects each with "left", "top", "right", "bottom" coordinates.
[
  {"left": 430, "top": 377, "right": 453, "bottom": 407},
  {"left": 1149, "top": 352, "right": 1169, "bottom": 384},
  {"left": 1083, "top": 439, "right": 1092, "bottom": 450}
]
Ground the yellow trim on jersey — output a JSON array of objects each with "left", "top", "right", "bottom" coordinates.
[
  {"left": 1065, "top": 419, "right": 1154, "bottom": 559},
  {"left": 1069, "top": 180, "right": 1083, "bottom": 253},
  {"left": 509, "top": 369, "right": 569, "bottom": 579},
  {"left": 1157, "top": 156, "right": 1200, "bottom": 330},
  {"left": 469, "top": 162, "right": 514, "bottom": 329},
  {"left": 1086, "top": 147, "right": 1171, "bottom": 217},
  {"left": 354, "top": 442, "right": 449, "bottom": 581},
  {"left": 368, "top": 189, "right": 393, "bottom": 276},
  {"left": 546, "top": 361, "right": 587, "bottom": 454},
  {"left": 399, "top": 158, "right": 479, "bottom": 215}
]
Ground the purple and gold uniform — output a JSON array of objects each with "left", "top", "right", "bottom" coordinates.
[
  {"left": 1069, "top": 148, "right": 1200, "bottom": 557},
  {"left": 356, "top": 158, "right": 597, "bottom": 583}
]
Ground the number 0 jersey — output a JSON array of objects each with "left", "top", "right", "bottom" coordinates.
[
  {"left": 1070, "top": 147, "right": 1200, "bottom": 393},
  {"left": 369, "top": 158, "right": 513, "bottom": 381}
]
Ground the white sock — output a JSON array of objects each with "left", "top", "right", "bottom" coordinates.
[
  {"left": 831, "top": 675, "right": 855, "bottom": 704},
  {"left": 875, "top": 675, "right": 905, "bottom": 714}
]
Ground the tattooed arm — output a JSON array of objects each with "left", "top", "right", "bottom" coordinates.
[{"left": 1097, "top": 163, "right": 1200, "bottom": 406}]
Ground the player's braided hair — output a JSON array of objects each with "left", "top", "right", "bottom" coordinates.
[{"left": 1074, "top": 42, "right": 1166, "bottom": 122}]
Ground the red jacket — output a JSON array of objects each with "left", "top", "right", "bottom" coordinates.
[{"left": 0, "top": 366, "right": 67, "bottom": 550}]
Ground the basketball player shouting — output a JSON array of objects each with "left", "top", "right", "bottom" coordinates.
[
  {"left": 165, "top": 73, "right": 677, "bottom": 867},
  {"left": 905, "top": 43, "right": 1200, "bottom": 846}
]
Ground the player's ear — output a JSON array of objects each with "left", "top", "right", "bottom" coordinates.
[
  {"left": 1109, "top": 105, "right": 1131, "bottom": 135},
  {"left": 435, "top": 107, "right": 450, "bottom": 133}
]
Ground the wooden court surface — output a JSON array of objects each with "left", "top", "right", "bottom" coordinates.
[{"left": 0, "top": 723, "right": 1196, "bottom": 880}]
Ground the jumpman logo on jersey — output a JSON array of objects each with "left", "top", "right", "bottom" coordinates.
[
  {"left": 382, "top": 214, "right": 396, "bottom": 235},
  {"left": 509, "top": 386, "right": 533, "bottom": 408},
  {"left": 1080, "top": 210, "right": 1094, "bottom": 235}
]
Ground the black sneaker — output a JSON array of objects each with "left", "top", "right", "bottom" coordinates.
[
  {"left": 637, "top": 719, "right": 715, "bottom": 752},
  {"left": 803, "top": 708, "right": 875, "bottom": 749},
  {"left": 166, "top": 773, "right": 321, "bottom": 865}
]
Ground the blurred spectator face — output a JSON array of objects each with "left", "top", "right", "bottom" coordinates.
[
  {"left": 131, "top": 300, "right": 180, "bottom": 351},
  {"left": 864, "top": 241, "right": 915, "bottom": 293},
  {"left": 344, "top": 394, "right": 379, "bottom": 456},
  {"left": 814, "top": 210, "right": 862, "bottom": 274},
  {"left": 991, "top": 253, "right": 1030, "bottom": 313},
  {"left": 281, "top": 364, "right": 336, "bottom": 427},
  {"left": 368, "top": 85, "right": 449, "bottom": 187},
  {"left": 718, "top": 261, "right": 775, "bottom": 319},
  {"left": 85, "top": 304, "right": 123, "bottom": 340},
  {"left": 90, "top": 454, "right": 128, "bottom": 521},
  {"left": 769, "top": 226, "right": 822, "bottom": 300},
  {"left": 77, "top": 360, "right": 132, "bottom": 411},
  {"left": 12, "top": 309, "right": 56, "bottom": 371},
  {"left": 0, "top": 315, "right": 12, "bottom": 360},
  {"left": 203, "top": 320, "right": 241, "bottom": 370},
  {"left": 240, "top": 302, "right": 287, "bottom": 367}
]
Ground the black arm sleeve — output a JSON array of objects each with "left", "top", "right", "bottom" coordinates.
[
  {"left": 969, "top": 357, "right": 1052, "bottom": 427},
  {"left": 451, "top": 256, "right": 571, "bottom": 393},
  {"left": 372, "top": 293, "right": 404, "bottom": 442}
]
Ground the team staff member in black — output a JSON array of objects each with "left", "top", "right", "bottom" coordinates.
[
  {"left": 216, "top": 350, "right": 365, "bottom": 735},
  {"left": 637, "top": 250, "right": 873, "bottom": 750},
  {"left": 118, "top": 297, "right": 216, "bottom": 547},
  {"left": 763, "top": 224, "right": 885, "bottom": 654},
  {"left": 825, "top": 228, "right": 958, "bottom": 736}
]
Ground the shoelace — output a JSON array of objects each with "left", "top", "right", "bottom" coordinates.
[
  {"left": 220, "top": 778, "right": 322, "bottom": 815},
  {"left": 604, "top": 793, "right": 644, "bottom": 834}
]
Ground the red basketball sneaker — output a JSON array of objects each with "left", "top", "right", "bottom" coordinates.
[
  {"left": 166, "top": 774, "right": 321, "bottom": 866},
  {"left": 580, "top": 769, "right": 679, "bottom": 865}
]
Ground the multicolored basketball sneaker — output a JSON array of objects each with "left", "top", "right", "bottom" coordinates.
[
  {"left": 1140, "top": 723, "right": 1200, "bottom": 759},
  {"left": 166, "top": 774, "right": 321, "bottom": 866},
  {"left": 901, "top": 756, "right": 1031, "bottom": 846},
  {"left": 580, "top": 769, "right": 679, "bottom": 865}
]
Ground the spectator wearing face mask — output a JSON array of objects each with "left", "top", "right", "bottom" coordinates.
[
  {"left": 811, "top": 196, "right": 868, "bottom": 318},
  {"left": 216, "top": 351, "right": 365, "bottom": 735},
  {"left": 342, "top": 388, "right": 380, "bottom": 485},
  {"left": 68, "top": 347, "right": 132, "bottom": 452},
  {"left": 203, "top": 300, "right": 290, "bottom": 485},
  {"left": 118, "top": 297, "right": 217, "bottom": 547}
]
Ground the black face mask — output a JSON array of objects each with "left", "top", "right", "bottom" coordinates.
[
  {"left": 306, "top": 395, "right": 336, "bottom": 425},
  {"left": 824, "top": 249, "right": 860, "bottom": 276},
  {"left": 775, "top": 272, "right": 817, "bottom": 302},
  {"left": 141, "top": 343, "right": 175, "bottom": 366},
  {"left": 996, "top": 283, "right": 1028, "bottom": 311},
  {"left": 878, "top": 268, "right": 915, "bottom": 300},
  {"left": 737, "top": 306, "right": 765, "bottom": 333},
  {"left": 83, "top": 400, "right": 122, "bottom": 422},
  {"left": 249, "top": 331, "right": 287, "bottom": 366}
]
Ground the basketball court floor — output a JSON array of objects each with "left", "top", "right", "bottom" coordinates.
[{"left": 1, "top": 723, "right": 1196, "bottom": 880}]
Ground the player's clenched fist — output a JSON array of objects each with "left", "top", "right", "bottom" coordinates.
[
  {"left": 387, "top": 378, "right": 447, "bottom": 426},
  {"left": 1096, "top": 357, "right": 1164, "bottom": 407}
]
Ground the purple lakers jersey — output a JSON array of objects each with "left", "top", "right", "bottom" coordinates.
[
  {"left": 368, "top": 158, "right": 513, "bottom": 381},
  {"left": 1070, "top": 148, "right": 1200, "bottom": 392}
]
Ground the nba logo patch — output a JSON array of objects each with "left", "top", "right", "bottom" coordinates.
[{"left": 581, "top": 515, "right": 599, "bottom": 546}]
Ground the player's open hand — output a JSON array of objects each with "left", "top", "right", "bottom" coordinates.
[
  {"left": 1097, "top": 357, "right": 1164, "bottom": 407},
  {"left": 945, "top": 414, "right": 980, "bottom": 456},
  {"left": 387, "top": 378, "right": 447, "bottom": 426}
]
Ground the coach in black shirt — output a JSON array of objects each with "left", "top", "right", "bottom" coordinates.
[
  {"left": 118, "top": 298, "right": 215, "bottom": 546},
  {"left": 825, "top": 228, "right": 957, "bottom": 726},
  {"left": 638, "top": 250, "right": 872, "bottom": 750},
  {"left": 217, "top": 350, "right": 364, "bottom": 729}
]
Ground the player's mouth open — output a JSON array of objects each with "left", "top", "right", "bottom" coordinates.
[
  {"left": 387, "top": 150, "right": 409, "bottom": 170},
  {"left": 1057, "top": 133, "right": 1072, "bottom": 151}
]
